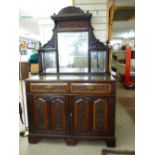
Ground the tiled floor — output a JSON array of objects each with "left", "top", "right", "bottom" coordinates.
[{"left": 19, "top": 81, "right": 135, "bottom": 155}]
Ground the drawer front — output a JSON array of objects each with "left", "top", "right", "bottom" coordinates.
[
  {"left": 29, "top": 83, "right": 68, "bottom": 93},
  {"left": 70, "top": 83, "right": 111, "bottom": 94}
]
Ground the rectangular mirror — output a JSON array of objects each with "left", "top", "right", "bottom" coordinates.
[
  {"left": 58, "top": 32, "right": 88, "bottom": 73},
  {"left": 91, "top": 51, "right": 107, "bottom": 72},
  {"left": 42, "top": 52, "right": 57, "bottom": 73}
]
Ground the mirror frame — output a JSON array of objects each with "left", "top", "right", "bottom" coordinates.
[{"left": 38, "top": 6, "right": 110, "bottom": 75}]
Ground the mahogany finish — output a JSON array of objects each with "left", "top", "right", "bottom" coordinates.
[
  {"left": 26, "top": 75, "right": 116, "bottom": 147},
  {"left": 25, "top": 6, "right": 116, "bottom": 147}
]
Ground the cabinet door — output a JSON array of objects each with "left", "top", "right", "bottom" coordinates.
[
  {"left": 49, "top": 96, "right": 68, "bottom": 133},
  {"left": 70, "top": 96, "right": 91, "bottom": 135},
  {"left": 32, "top": 96, "right": 49, "bottom": 132},
  {"left": 92, "top": 97, "right": 110, "bottom": 136}
]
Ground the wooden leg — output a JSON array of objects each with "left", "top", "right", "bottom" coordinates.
[
  {"left": 28, "top": 135, "right": 40, "bottom": 144},
  {"left": 105, "top": 138, "right": 116, "bottom": 147},
  {"left": 65, "top": 138, "right": 77, "bottom": 145}
]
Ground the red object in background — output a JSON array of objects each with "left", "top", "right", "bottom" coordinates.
[{"left": 124, "top": 47, "right": 135, "bottom": 88}]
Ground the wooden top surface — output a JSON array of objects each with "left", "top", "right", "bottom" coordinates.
[{"left": 25, "top": 74, "right": 116, "bottom": 82}]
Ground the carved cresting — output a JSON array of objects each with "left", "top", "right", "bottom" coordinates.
[
  {"left": 52, "top": 98, "right": 66, "bottom": 130},
  {"left": 34, "top": 97, "right": 48, "bottom": 131},
  {"left": 93, "top": 98, "right": 108, "bottom": 131},
  {"left": 74, "top": 98, "right": 89, "bottom": 131},
  {"left": 57, "top": 6, "right": 85, "bottom": 15}
]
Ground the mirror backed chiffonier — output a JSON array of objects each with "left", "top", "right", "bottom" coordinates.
[{"left": 25, "top": 6, "right": 116, "bottom": 147}]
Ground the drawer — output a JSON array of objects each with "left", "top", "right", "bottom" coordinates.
[
  {"left": 29, "top": 83, "right": 68, "bottom": 93},
  {"left": 70, "top": 83, "right": 111, "bottom": 94}
]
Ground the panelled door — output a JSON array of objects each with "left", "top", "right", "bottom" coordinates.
[
  {"left": 92, "top": 97, "right": 108, "bottom": 135},
  {"left": 70, "top": 96, "right": 91, "bottom": 136},
  {"left": 49, "top": 96, "right": 68, "bottom": 134},
  {"left": 31, "top": 96, "right": 49, "bottom": 132}
]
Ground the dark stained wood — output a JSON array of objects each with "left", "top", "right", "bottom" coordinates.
[
  {"left": 70, "top": 83, "right": 111, "bottom": 94},
  {"left": 65, "top": 138, "right": 78, "bottom": 145},
  {"left": 25, "top": 6, "right": 116, "bottom": 147},
  {"left": 28, "top": 135, "right": 41, "bottom": 144},
  {"left": 39, "top": 5, "right": 109, "bottom": 75},
  {"left": 19, "top": 62, "right": 29, "bottom": 80},
  {"left": 33, "top": 97, "right": 48, "bottom": 131},
  {"left": 58, "top": 21, "right": 89, "bottom": 31},
  {"left": 30, "top": 83, "right": 68, "bottom": 93},
  {"left": 71, "top": 97, "right": 90, "bottom": 132},
  {"left": 92, "top": 98, "right": 108, "bottom": 132},
  {"left": 105, "top": 138, "right": 116, "bottom": 147},
  {"left": 51, "top": 97, "right": 67, "bottom": 131},
  {"left": 26, "top": 80, "right": 116, "bottom": 146}
]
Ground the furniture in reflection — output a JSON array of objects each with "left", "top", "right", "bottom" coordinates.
[
  {"left": 19, "top": 62, "right": 29, "bottom": 80},
  {"left": 25, "top": 6, "right": 116, "bottom": 147}
]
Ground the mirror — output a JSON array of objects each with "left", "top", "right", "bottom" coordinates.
[
  {"left": 58, "top": 32, "right": 88, "bottom": 73},
  {"left": 42, "top": 52, "right": 57, "bottom": 73},
  {"left": 91, "top": 51, "right": 107, "bottom": 72}
]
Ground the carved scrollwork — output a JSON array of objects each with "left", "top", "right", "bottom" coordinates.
[{"left": 89, "top": 29, "right": 108, "bottom": 51}]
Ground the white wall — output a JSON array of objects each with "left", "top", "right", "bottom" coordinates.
[
  {"left": 19, "top": 0, "right": 109, "bottom": 44},
  {"left": 37, "top": 18, "right": 54, "bottom": 45},
  {"left": 74, "top": 0, "right": 108, "bottom": 42},
  {"left": 38, "top": 0, "right": 109, "bottom": 44}
]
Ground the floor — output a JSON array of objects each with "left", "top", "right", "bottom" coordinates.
[
  {"left": 116, "top": 82, "right": 135, "bottom": 122},
  {"left": 19, "top": 81, "right": 135, "bottom": 155}
]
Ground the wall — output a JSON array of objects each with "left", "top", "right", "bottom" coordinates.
[
  {"left": 38, "top": 0, "right": 109, "bottom": 44},
  {"left": 38, "top": 18, "right": 54, "bottom": 45},
  {"left": 74, "top": 0, "right": 108, "bottom": 42}
]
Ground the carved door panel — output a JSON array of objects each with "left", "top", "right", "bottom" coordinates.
[
  {"left": 70, "top": 96, "right": 91, "bottom": 135},
  {"left": 32, "top": 97, "right": 49, "bottom": 132},
  {"left": 49, "top": 96, "right": 68, "bottom": 133},
  {"left": 92, "top": 97, "right": 109, "bottom": 135}
]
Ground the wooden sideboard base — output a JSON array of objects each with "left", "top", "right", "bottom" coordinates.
[
  {"left": 28, "top": 135, "right": 41, "bottom": 144},
  {"left": 65, "top": 138, "right": 78, "bottom": 145},
  {"left": 105, "top": 138, "right": 116, "bottom": 147},
  {"left": 28, "top": 134, "right": 115, "bottom": 147},
  {"left": 26, "top": 75, "right": 116, "bottom": 147}
]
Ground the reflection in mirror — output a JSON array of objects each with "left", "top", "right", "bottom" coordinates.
[
  {"left": 42, "top": 52, "right": 56, "bottom": 73},
  {"left": 58, "top": 32, "right": 88, "bottom": 73},
  {"left": 91, "top": 51, "right": 106, "bottom": 72}
]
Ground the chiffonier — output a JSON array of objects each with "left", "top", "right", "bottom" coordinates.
[{"left": 25, "top": 6, "right": 116, "bottom": 147}]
